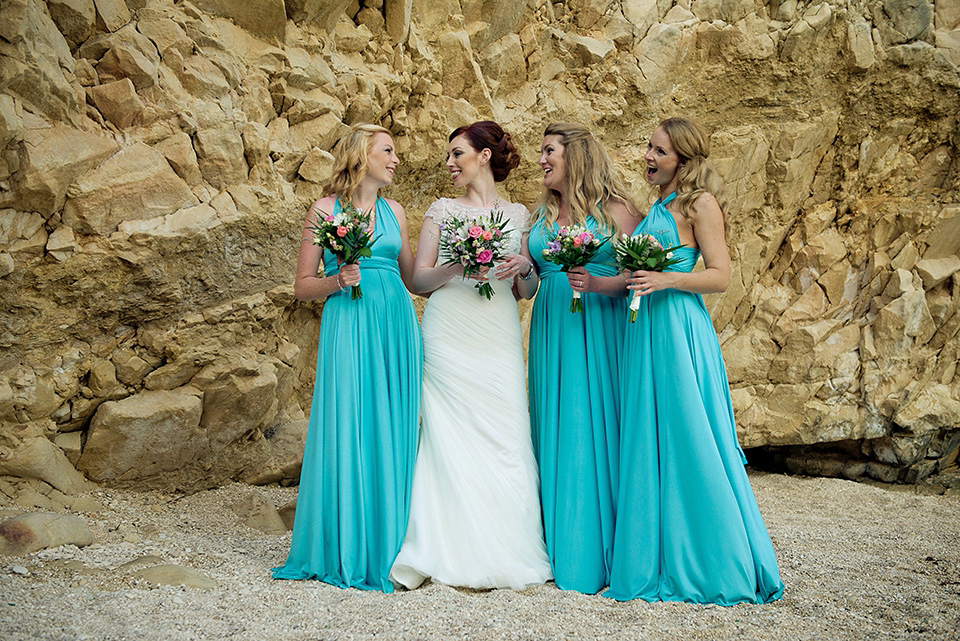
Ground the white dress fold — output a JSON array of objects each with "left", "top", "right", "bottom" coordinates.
[{"left": 391, "top": 199, "right": 552, "bottom": 590}]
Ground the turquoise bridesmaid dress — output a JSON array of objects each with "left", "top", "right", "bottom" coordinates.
[
  {"left": 273, "top": 197, "right": 422, "bottom": 592},
  {"left": 605, "top": 193, "right": 784, "bottom": 604},
  {"left": 528, "top": 215, "right": 626, "bottom": 594}
]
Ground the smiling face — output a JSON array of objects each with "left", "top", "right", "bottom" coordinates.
[
  {"left": 539, "top": 134, "right": 567, "bottom": 193},
  {"left": 446, "top": 134, "right": 489, "bottom": 188},
  {"left": 365, "top": 132, "right": 399, "bottom": 188},
  {"left": 645, "top": 126, "right": 682, "bottom": 195}
]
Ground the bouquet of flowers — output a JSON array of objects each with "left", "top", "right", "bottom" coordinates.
[
  {"left": 310, "top": 201, "right": 378, "bottom": 300},
  {"left": 540, "top": 225, "right": 610, "bottom": 313},
  {"left": 614, "top": 233, "right": 684, "bottom": 322},
  {"left": 438, "top": 208, "right": 513, "bottom": 300}
]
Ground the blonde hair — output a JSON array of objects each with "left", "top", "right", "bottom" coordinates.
[
  {"left": 656, "top": 118, "right": 729, "bottom": 229},
  {"left": 534, "top": 122, "right": 635, "bottom": 232},
  {"left": 323, "top": 123, "right": 392, "bottom": 204}
]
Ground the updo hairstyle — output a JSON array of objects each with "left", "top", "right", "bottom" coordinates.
[{"left": 449, "top": 121, "right": 521, "bottom": 182}]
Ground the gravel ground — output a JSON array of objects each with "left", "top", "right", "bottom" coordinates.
[{"left": 1, "top": 471, "right": 958, "bottom": 641}]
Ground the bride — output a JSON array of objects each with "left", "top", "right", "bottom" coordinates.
[{"left": 390, "top": 121, "right": 552, "bottom": 590}]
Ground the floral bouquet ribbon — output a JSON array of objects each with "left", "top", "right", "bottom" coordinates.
[
  {"left": 540, "top": 225, "right": 610, "bottom": 313},
  {"left": 310, "top": 201, "right": 378, "bottom": 300},
  {"left": 614, "top": 233, "right": 684, "bottom": 322},
  {"left": 438, "top": 207, "right": 512, "bottom": 300}
]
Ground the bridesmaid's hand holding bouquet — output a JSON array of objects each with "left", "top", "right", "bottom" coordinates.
[
  {"left": 615, "top": 233, "right": 684, "bottom": 322},
  {"left": 438, "top": 207, "right": 512, "bottom": 300},
  {"left": 310, "top": 201, "right": 378, "bottom": 300},
  {"left": 540, "top": 225, "right": 610, "bottom": 313}
]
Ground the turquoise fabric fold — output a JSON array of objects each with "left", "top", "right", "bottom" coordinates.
[{"left": 273, "top": 197, "right": 422, "bottom": 592}]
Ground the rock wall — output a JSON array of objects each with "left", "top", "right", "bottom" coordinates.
[{"left": 0, "top": 0, "right": 958, "bottom": 495}]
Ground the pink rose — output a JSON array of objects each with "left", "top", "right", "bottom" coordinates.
[
  {"left": 337, "top": 226, "right": 348, "bottom": 237},
  {"left": 573, "top": 236, "right": 582, "bottom": 247},
  {"left": 477, "top": 249, "right": 494, "bottom": 263},
  {"left": 578, "top": 232, "right": 592, "bottom": 244},
  {"left": 483, "top": 230, "right": 493, "bottom": 240},
  {"left": 469, "top": 226, "right": 483, "bottom": 238}
]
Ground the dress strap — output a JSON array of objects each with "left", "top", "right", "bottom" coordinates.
[{"left": 657, "top": 192, "right": 678, "bottom": 206}]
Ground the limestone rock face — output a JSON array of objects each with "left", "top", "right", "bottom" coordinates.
[
  {"left": 0, "top": 0, "right": 958, "bottom": 491},
  {"left": 62, "top": 142, "right": 198, "bottom": 235}
]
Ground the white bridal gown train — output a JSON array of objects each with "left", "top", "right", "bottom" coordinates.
[{"left": 390, "top": 198, "right": 552, "bottom": 590}]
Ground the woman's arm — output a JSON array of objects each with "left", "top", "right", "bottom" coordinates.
[
  {"left": 411, "top": 216, "right": 463, "bottom": 295},
  {"left": 497, "top": 231, "right": 539, "bottom": 300},
  {"left": 294, "top": 196, "right": 359, "bottom": 300},
  {"left": 627, "top": 192, "right": 731, "bottom": 296},
  {"left": 388, "top": 199, "right": 419, "bottom": 294}
]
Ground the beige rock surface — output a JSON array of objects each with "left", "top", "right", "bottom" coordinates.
[
  {"left": 0, "top": 0, "right": 958, "bottom": 491},
  {"left": 0, "top": 512, "right": 92, "bottom": 555}
]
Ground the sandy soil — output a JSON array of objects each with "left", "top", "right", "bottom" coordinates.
[{"left": 2, "top": 471, "right": 958, "bottom": 641}]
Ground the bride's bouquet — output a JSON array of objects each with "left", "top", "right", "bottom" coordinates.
[
  {"left": 310, "top": 201, "right": 378, "bottom": 300},
  {"left": 540, "top": 225, "right": 610, "bottom": 313},
  {"left": 614, "top": 233, "right": 684, "bottom": 322},
  {"left": 438, "top": 207, "right": 512, "bottom": 300}
]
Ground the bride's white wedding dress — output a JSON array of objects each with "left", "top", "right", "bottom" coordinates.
[{"left": 390, "top": 198, "right": 552, "bottom": 590}]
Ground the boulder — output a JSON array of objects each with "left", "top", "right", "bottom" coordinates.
[
  {"left": 297, "top": 149, "right": 335, "bottom": 184},
  {"left": 0, "top": 0, "right": 82, "bottom": 125},
  {"left": 77, "top": 387, "right": 205, "bottom": 483},
  {"left": 93, "top": 0, "right": 131, "bottom": 33},
  {"left": 192, "top": 0, "right": 286, "bottom": 41},
  {"left": 278, "top": 498, "right": 297, "bottom": 530},
  {"left": 230, "top": 492, "right": 287, "bottom": 534},
  {"left": 62, "top": 142, "right": 198, "bottom": 236},
  {"left": 385, "top": 0, "right": 412, "bottom": 44},
  {"left": 194, "top": 127, "right": 248, "bottom": 190},
  {"left": 0, "top": 513, "right": 93, "bottom": 555},
  {"left": 196, "top": 362, "right": 279, "bottom": 450},
  {"left": 10, "top": 125, "right": 119, "bottom": 216},
  {"left": 130, "top": 564, "right": 217, "bottom": 589},
  {"left": 154, "top": 132, "right": 204, "bottom": 187},
  {"left": 0, "top": 436, "right": 91, "bottom": 495},
  {"left": 874, "top": 0, "right": 932, "bottom": 45},
  {"left": 915, "top": 256, "right": 960, "bottom": 289},
  {"left": 96, "top": 37, "right": 160, "bottom": 90},
  {"left": 47, "top": 0, "right": 97, "bottom": 49},
  {"left": 88, "top": 78, "right": 143, "bottom": 129},
  {"left": 117, "top": 203, "right": 223, "bottom": 255}
]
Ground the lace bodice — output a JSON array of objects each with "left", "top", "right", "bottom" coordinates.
[{"left": 425, "top": 197, "right": 530, "bottom": 256}]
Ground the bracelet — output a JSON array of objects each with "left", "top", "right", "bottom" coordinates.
[
  {"left": 336, "top": 273, "right": 347, "bottom": 293},
  {"left": 519, "top": 260, "right": 535, "bottom": 280}
]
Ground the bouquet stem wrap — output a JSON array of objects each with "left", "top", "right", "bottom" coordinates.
[{"left": 614, "top": 233, "right": 684, "bottom": 323}]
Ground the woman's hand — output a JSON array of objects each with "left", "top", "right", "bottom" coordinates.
[
  {"left": 626, "top": 269, "right": 676, "bottom": 296},
  {"left": 567, "top": 266, "right": 595, "bottom": 293},
  {"left": 467, "top": 265, "right": 491, "bottom": 281},
  {"left": 338, "top": 263, "right": 362, "bottom": 288},
  {"left": 495, "top": 254, "right": 534, "bottom": 281}
]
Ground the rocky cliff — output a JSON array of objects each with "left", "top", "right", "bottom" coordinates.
[{"left": 0, "top": 0, "right": 958, "bottom": 499}]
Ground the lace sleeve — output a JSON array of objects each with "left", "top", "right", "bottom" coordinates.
[
  {"left": 517, "top": 204, "right": 532, "bottom": 233},
  {"left": 424, "top": 198, "right": 446, "bottom": 223}
]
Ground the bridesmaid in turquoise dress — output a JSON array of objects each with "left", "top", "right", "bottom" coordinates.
[
  {"left": 273, "top": 124, "right": 422, "bottom": 592},
  {"left": 606, "top": 117, "right": 783, "bottom": 604},
  {"left": 526, "top": 123, "right": 638, "bottom": 594}
]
